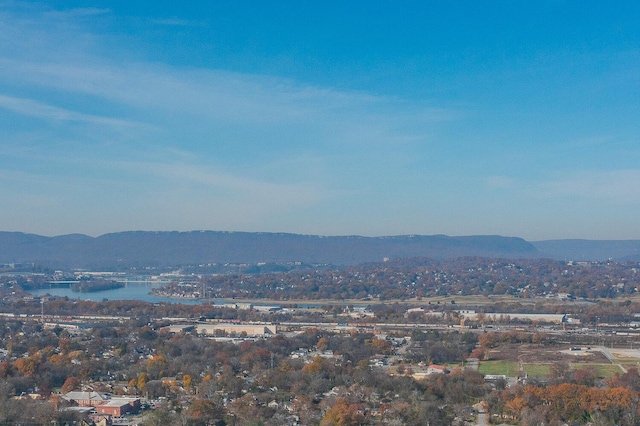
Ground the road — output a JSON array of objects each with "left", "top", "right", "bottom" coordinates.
[
  {"left": 476, "top": 411, "right": 488, "bottom": 426},
  {"left": 466, "top": 357, "right": 479, "bottom": 371}
]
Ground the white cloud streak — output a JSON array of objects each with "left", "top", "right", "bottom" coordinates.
[
  {"left": 544, "top": 169, "right": 640, "bottom": 204},
  {"left": 0, "top": 2, "right": 453, "bottom": 160},
  {"left": 1, "top": 58, "right": 450, "bottom": 135},
  {"left": 0, "top": 94, "right": 138, "bottom": 127}
]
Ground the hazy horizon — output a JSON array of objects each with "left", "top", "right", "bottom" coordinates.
[
  {"left": 4, "top": 228, "right": 640, "bottom": 243},
  {"left": 2, "top": 2, "right": 639, "bottom": 240}
]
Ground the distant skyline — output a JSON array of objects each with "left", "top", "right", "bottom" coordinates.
[{"left": 1, "top": 1, "right": 639, "bottom": 240}]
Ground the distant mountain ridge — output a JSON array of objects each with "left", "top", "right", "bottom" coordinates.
[
  {"left": 531, "top": 239, "right": 640, "bottom": 262},
  {"left": 2, "top": 231, "right": 638, "bottom": 269},
  {"left": 0, "top": 231, "right": 539, "bottom": 269}
]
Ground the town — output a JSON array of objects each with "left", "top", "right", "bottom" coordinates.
[{"left": 2, "top": 258, "right": 640, "bottom": 425}]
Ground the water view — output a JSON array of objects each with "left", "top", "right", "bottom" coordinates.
[{"left": 28, "top": 282, "right": 205, "bottom": 305}]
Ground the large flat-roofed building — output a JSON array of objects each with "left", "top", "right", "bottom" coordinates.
[
  {"left": 197, "top": 323, "right": 277, "bottom": 336},
  {"left": 61, "top": 392, "right": 140, "bottom": 417},
  {"left": 455, "top": 311, "right": 568, "bottom": 324},
  {"left": 213, "top": 302, "right": 254, "bottom": 310},
  {"left": 160, "top": 324, "right": 195, "bottom": 333},
  {"left": 253, "top": 305, "right": 281, "bottom": 313},
  {"left": 94, "top": 398, "right": 140, "bottom": 417},
  {"left": 61, "top": 391, "right": 108, "bottom": 407}
]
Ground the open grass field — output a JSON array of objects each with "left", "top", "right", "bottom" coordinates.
[
  {"left": 479, "top": 359, "right": 625, "bottom": 379},
  {"left": 616, "top": 360, "right": 640, "bottom": 368},
  {"left": 523, "top": 363, "right": 551, "bottom": 378},
  {"left": 478, "top": 360, "right": 519, "bottom": 376},
  {"left": 576, "top": 363, "right": 624, "bottom": 378}
]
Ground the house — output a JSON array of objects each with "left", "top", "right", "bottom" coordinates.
[{"left": 426, "top": 364, "right": 449, "bottom": 375}]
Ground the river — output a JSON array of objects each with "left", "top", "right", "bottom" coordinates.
[{"left": 28, "top": 282, "right": 205, "bottom": 305}]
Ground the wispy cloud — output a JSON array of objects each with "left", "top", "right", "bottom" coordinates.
[
  {"left": 544, "top": 169, "right": 640, "bottom": 204},
  {"left": 2, "top": 58, "right": 452, "bottom": 132},
  {"left": 150, "top": 17, "right": 195, "bottom": 27},
  {"left": 0, "top": 3, "right": 451, "bottom": 138},
  {"left": 43, "top": 7, "right": 111, "bottom": 19},
  {"left": 121, "top": 159, "right": 331, "bottom": 202},
  {"left": 0, "top": 94, "right": 138, "bottom": 128},
  {"left": 0, "top": 1, "right": 454, "bottom": 159},
  {"left": 0, "top": 1, "right": 455, "bottom": 235}
]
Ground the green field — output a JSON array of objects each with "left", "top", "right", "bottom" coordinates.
[
  {"left": 614, "top": 359, "right": 640, "bottom": 366},
  {"left": 573, "top": 363, "right": 623, "bottom": 378},
  {"left": 478, "top": 360, "right": 519, "bottom": 376},
  {"left": 523, "top": 364, "right": 551, "bottom": 378},
  {"left": 480, "top": 362, "right": 624, "bottom": 379}
]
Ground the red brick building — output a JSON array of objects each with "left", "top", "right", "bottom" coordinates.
[{"left": 61, "top": 392, "right": 140, "bottom": 417}]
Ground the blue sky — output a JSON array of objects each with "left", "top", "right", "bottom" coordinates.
[{"left": 1, "top": 1, "right": 639, "bottom": 240}]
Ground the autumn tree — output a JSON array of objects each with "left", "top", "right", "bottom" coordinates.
[
  {"left": 146, "top": 354, "right": 168, "bottom": 379},
  {"left": 368, "top": 338, "right": 391, "bottom": 355},
  {"left": 470, "top": 346, "right": 489, "bottom": 361},
  {"left": 61, "top": 376, "right": 81, "bottom": 393},
  {"left": 320, "top": 398, "right": 365, "bottom": 426},
  {"left": 183, "top": 373, "right": 193, "bottom": 389},
  {"left": 317, "top": 337, "right": 330, "bottom": 352},
  {"left": 13, "top": 356, "right": 37, "bottom": 376},
  {"left": 137, "top": 372, "right": 148, "bottom": 391},
  {"left": 186, "top": 399, "right": 225, "bottom": 426}
]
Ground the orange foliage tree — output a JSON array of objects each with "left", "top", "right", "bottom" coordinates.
[
  {"left": 501, "top": 383, "right": 639, "bottom": 424},
  {"left": 320, "top": 398, "right": 365, "bottom": 426},
  {"left": 61, "top": 376, "right": 81, "bottom": 393}
]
